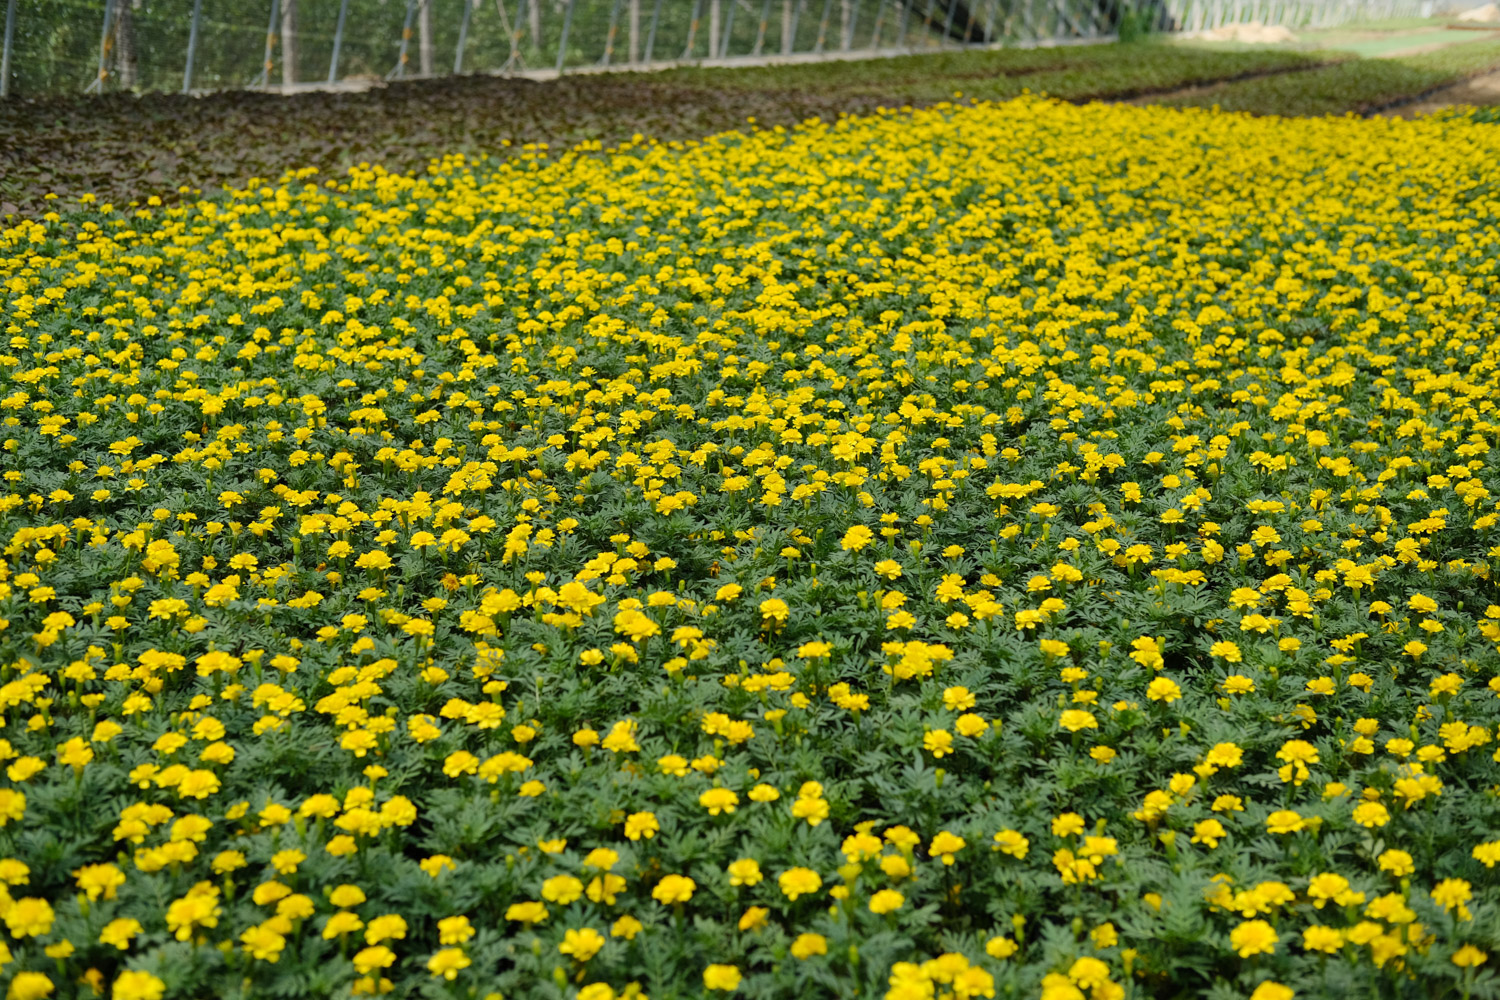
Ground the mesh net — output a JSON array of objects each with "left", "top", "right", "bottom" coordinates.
[{"left": 0, "top": 0, "right": 1425, "bottom": 97}]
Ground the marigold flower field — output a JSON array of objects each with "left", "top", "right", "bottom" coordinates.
[{"left": 2, "top": 97, "right": 1500, "bottom": 1000}]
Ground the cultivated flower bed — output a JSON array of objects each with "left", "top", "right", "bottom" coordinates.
[{"left": 1, "top": 98, "right": 1499, "bottom": 1000}]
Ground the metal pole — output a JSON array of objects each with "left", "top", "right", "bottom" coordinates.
[
  {"left": 788, "top": 0, "right": 805, "bottom": 48},
  {"left": 682, "top": 0, "right": 703, "bottom": 58},
  {"left": 813, "top": 0, "right": 832, "bottom": 50},
  {"left": 870, "top": 0, "right": 888, "bottom": 45},
  {"left": 644, "top": 0, "right": 663, "bottom": 59},
  {"left": 940, "top": 0, "right": 956, "bottom": 42},
  {"left": 182, "top": 0, "right": 203, "bottom": 92},
  {"left": 455, "top": 0, "right": 473, "bottom": 72},
  {"left": 390, "top": 0, "right": 414, "bottom": 79},
  {"left": 962, "top": 0, "right": 981, "bottom": 41},
  {"left": 89, "top": 0, "right": 116, "bottom": 93},
  {"left": 844, "top": 0, "right": 860, "bottom": 48},
  {"left": 720, "top": 0, "right": 737, "bottom": 56},
  {"left": 602, "top": 0, "right": 624, "bottom": 63},
  {"left": 554, "top": 0, "right": 575, "bottom": 73},
  {"left": 329, "top": 0, "right": 350, "bottom": 80},
  {"left": 753, "top": 0, "right": 772, "bottom": 52},
  {"left": 2, "top": 0, "right": 18, "bottom": 98},
  {"left": 259, "top": 0, "right": 280, "bottom": 86},
  {"left": 981, "top": 0, "right": 1000, "bottom": 40},
  {"left": 503, "top": 0, "right": 525, "bottom": 70},
  {"left": 896, "top": 0, "right": 912, "bottom": 43}
]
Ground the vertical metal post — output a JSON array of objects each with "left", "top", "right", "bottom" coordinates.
[
  {"left": 897, "top": 0, "right": 912, "bottom": 43},
  {"left": 813, "top": 0, "right": 832, "bottom": 50},
  {"left": 182, "top": 0, "right": 202, "bottom": 92},
  {"left": 753, "top": 0, "right": 772, "bottom": 52},
  {"left": 455, "top": 0, "right": 473, "bottom": 72},
  {"left": 644, "top": 0, "right": 663, "bottom": 59},
  {"left": 391, "top": 0, "right": 414, "bottom": 78},
  {"left": 720, "top": 0, "right": 736, "bottom": 57},
  {"left": 259, "top": 0, "right": 280, "bottom": 86},
  {"left": 788, "top": 0, "right": 805, "bottom": 49},
  {"left": 844, "top": 0, "right": 860, "bottom": 48},
  {"left": 554, "top": 0, "right": 575, "bottom": 73},
  {"left": 940, "top": 0, "right": 956, "bottom": 42},
  {"left": 3, "top": 0, "right": 19, "bottom": 97},
  {"left": 329, "top": 0, "right": 350, "bottom": 80},
  {"left": 961, "top": 0, "right": 979, "bottom": 41},
  {"left": 870, "top": 0, "right": 888, "bottom": 46},
  {"left": 964, "top": 0, "right": 986, "bottom": 41},
  {"left": 681, "top": 0, "right": 703, "bottom": 58},
  {"left": 504, "top": 0, "right": 526, "bottom": 70},
  {"left": 90, "top": 0, "right": 116, "bottom": 93},
  {"left": 602, "top": 0, "right": 624, "bottom": 63}
]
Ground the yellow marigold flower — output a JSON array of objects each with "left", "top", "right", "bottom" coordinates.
[
  {"left": 1249, "top": 984, "right": 1294, "bottom": 1000},
  {"left": 993, "top": 829, "right": 1030, "bottom": 858},
  {"left": 1265, "top": 810, "right": 1305, "bottom": 834},
  {"left": 1352, "top": 801, "right": 1390, "bottom": 828},
  {"left": 428, "top": 948, "right": 471, "bottom": 980},
  {"left": 930, "top": 831, "right": 965, "bottom": 864},
  {"left": 542, "top": 875, "right": 584, "bottom": 904},
  {"left": 112, "top": 971, "right": 165, "bottom": 1000},
  {"left": 1377, "top": 849, "right": 1414, "bottom": 877},
  {"left": 778, "top": 867, "right": 822, "bottom": 900},
  {"left": 1067, "top": 957, "right": 1110, "bottom": 989},
  {"left": 99, "top": 917, "right": 143, "bottom": 950},
  {"left": 923, "top": 729, "right": 954, "bottom": 757},
  {"left": 624, "top": 811, "right": 660, "bottom": 839},
  {"left": 1059, "top": 709, "right": 1098, "bottom": 732},
  {"left": 1191, "top": 819, "right": 1226, "bottom": 848},
  {"left": 73, "top": 862, "right": 125, "bottom": 901},
  {"left": 840, "top": 524, "right": 874, "bottom": 551},
  {"left": 558, "top": 927, "right": 605, "bottom": 962},
  {"left": 728, "top": 858, "right": 763, "bottom": 887},
  {"left": 791, "top": 932, "right": 828, "bottom": 959},
  {"left": 758, "top": 598, "right": 790, "bottom": 622},
  {"left": 505, "top": 901, "right": 548, "bottom": 924},
  {"left": 699, "top": 787, "right": 739, "bottom": 815},
  {"left": 1453, "top": 945, "right": 1488, "bottom": 968},
  {"left": 1146, "top": 677, "right": 1182, "bottom": 702},
  {"left": 703, "top": 964, "right": 742, "bottom": 991},
  {"left": 1230, "top": 919, "right": 1279, "bottom": 957},
  {"left": 652, "top": 874, "right": 696, "bottom": 905},
  {"left": 352, "top": 945, "right": 396, "bottom": 975},
  {"left": 5, "top": 973, "right": 53, "bottom": 1000},
  {"left": 1300, "top": 923, "right": 1344, "bottom": 957}
]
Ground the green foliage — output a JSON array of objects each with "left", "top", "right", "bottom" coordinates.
[{"left": 1156, "top": 38, "right": 1500, "bottom": 115}]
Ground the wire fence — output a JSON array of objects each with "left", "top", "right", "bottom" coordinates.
[{"left": 0, "top": 0, "right": 1428, "bottom": 97}]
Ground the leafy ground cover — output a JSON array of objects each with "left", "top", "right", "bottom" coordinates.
[
  {"left": 1157, "top": 37, "right": 1500, "bottom": 114},
  {"left": 0, "top": 42, "right": 1331, "bottom": 219},
  {"left": 2, "top": 94, "right": 1500, "bottom": 1000}
]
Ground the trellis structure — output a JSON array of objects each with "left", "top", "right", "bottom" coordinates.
[{"left": 0, "top": 0, "right": 1427, "bottom": 98}]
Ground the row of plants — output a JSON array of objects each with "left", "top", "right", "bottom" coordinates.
[
  {"left": 0, "top": 42, "right": 1331, "bottom": 218},
  {"left": 1159, "top": 37, "right": 1500, "bottom": 115}
]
